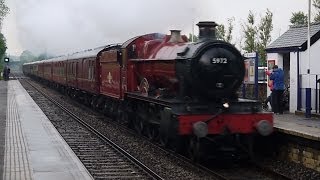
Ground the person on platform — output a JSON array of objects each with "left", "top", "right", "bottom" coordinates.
[
  {"left": 264, "top": 70, "right": 274, "bottom": 110},
  {"left": 3, "top": 66, "right": 8, "bottom": 81},
  {"left": 270, "top": 65, "right": 285, "bottom": 114}
]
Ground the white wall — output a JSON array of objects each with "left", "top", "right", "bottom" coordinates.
[
  {"left": 298, "top": 39, "right": 320, "bottom": 112},
  {"left": 299, "top": 39, "right": 320, "bottom": 89},
  {"left": 290, "top": 52, "right": 298, "bottom": 112},
  {"left": 267, "top": 53, "right": 284, "bottom": 69}
]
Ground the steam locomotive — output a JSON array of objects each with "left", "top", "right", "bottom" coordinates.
[{"left": 23, "top": 21, "right": 273, "bottom": 161}]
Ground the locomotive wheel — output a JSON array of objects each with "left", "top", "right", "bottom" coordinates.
[
  {"left": 90, "top": 98, "right": 95, "bottom": 108},
  {"left": 188, "top": 137, "right": 205, "bottom": 162},
  {"left": 171, "top": 136, "right": 187, "bottom": 154},
  {"left": 116, "top": 109, "right": 128, "bottom": 124},
  {"left": 134, "top": 118, "right": 144, "bottom": 135},
  {"left": 146, "top": 125, "right": 158, "bottom": 141},
  {"left": 159, "top": 133, "right": 170, "bottom": 147}
]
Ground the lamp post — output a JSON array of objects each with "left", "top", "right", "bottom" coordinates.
[
  {"left": 191, "top": 8, "right": 195, "bottom": 42},
  {"left": 306, "top": 0, "right": 312, "bottom": 118}
]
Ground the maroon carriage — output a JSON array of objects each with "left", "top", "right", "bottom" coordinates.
[{"left": 52, "top": 57, "right": 67, "bottom": 87}]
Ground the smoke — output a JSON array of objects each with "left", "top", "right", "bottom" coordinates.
[{"left": 13, "top": 0, "right": 211, "bottom": 56}]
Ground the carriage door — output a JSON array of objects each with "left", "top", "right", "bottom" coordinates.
[{"left": 99, "top": 49, "right": 122, "bottom": 99}]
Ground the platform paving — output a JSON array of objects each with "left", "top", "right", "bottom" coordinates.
[
  {"left": 274, "top": 113, "right": 320, "bottom": 141},
  {"left": 0, "top": 81, "right": 7, "bottom": 179},
  {"left": 1, "top": 80, "right": 93, "bottom": 180}
]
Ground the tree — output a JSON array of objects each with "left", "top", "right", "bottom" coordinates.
[
  {"left": 20, "top": 50, "right": 37, "bottom": 62},
  {"left": 0, "top": 33, "right": 6, "bottom": 58},
  {"left": 257, "top": 9, "right": 273, "bottom": 66},
  {"left": 225, "top": 17, "right": 235, "bottom": 43},
  {"left": 37, "top": 52, "right": 54, "bottom": 61},
  {"left": 242, "top": 10, "right": 273, "bottom": 66},
  {"left": 216, "top": 24, "right": 225, "bottom": 41},
  {"left": 216, "top": 17, "right": 235, "bottom": 43},
  {"left": 188, "top": 33, "right": 198, "bottom": 42},
  {"left": 37, "top": 53, "right": 48, "bottom": 61},
  {"left": 0, "top": 0, "right": 9, "bottom": 76},
  {"left": 290, "top": 11, "right": 308, "bottom": 26},
  {"left": 0, "top": 33, "right": 6, "bottom": 75},
  {"left": 313, "top": 0, "right": 320, "bottom": 22},
  {"left": 243, "top": 11, "right": 258, "bottom": 53},
  {"left": 0, "top": 0, "right": 9, "bottom": 24}
]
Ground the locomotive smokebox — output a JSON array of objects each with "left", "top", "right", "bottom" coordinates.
[{"left": 197, "top": 21, "right": 218, "bottom": 40}]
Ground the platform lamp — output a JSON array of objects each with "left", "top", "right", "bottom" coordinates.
[{"left": 306, "top": 0, "right": 312, "bottom": 118}]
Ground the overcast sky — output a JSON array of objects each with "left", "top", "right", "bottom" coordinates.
[{"left": 2, "top": 0, "right": 310, "bottom": 56}]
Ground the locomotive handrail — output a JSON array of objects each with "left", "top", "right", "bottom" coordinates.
[
  {"left": 203, "top": 108, "right": 225, "bottom": 124},
  {"left": 129, "top": 58, "right": 174, "bottom": 62}
]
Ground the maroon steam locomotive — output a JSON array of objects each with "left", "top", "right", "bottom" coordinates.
[{"left": 23, "top": 21, "right": 273, "bottom": 161}]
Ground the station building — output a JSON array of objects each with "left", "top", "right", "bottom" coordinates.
[{"left": 266, "top": 23, "right": 320, "bottom": 114}]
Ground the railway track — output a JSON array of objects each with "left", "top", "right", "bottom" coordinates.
[
  {"left": 20, "top": 76, "right": 294, "bottom": 180},
  {"left": 24, "top": 79, "right": 163, "bottom": 180}
]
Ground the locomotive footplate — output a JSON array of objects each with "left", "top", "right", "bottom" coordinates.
[
  {"left": 125, "top": 92, "right": 184, "bottom": 107},
  {"left": 126, "top": 92, "right": 268, "bottom": 115}
]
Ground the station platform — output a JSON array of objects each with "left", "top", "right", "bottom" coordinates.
[
  {"left": 274, "top": 113, "right": 320, "bottom": 141},
  {"left": 0, "top": 80, "right": 93, "bottom": 180}
]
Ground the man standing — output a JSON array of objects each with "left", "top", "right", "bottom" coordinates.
[
  {"left": 3, "top": 66, "right": 8, "bottom": 81},
  {"left": 270, "top": 65, "right": 285, "bottom": 114},
  {"left": 265, "top": 70, "right": 274, "bottom": 111}
]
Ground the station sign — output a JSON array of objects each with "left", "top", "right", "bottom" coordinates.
[
  {"left": 243, "top": 52, "right": 257, "bottom": 84},
  {"left": 243, "top": 52, "right": 256, "bottom": 58}
]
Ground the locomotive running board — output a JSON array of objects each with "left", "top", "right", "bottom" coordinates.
[{"left": 125, "top": 92, "right": 183, "bottom": 107}]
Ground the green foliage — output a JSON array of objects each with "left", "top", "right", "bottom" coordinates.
[
  {"left": 216, "top": 24, "right": 225, "bottom": 41},
  {"left": 290, "top": 11, "right": 308, "bottom": 26},
  {"left": 0, "top": 0, "right": 9, "bottom": 22},
  {"left": 0, "top": 0, "right": 9, "bottom": 73},
  {"left": 188, "top": 33, "right": 198, "bottom": 42},
  {"left": 243, "top": 11, "right": 258, "bottom": 53},
  {"left": 314, "top": 14, "right": 320, "bottom": 22},
  {"left": 0, "top": 32, "right": 7, "bottom": 79},
  {"left": 225, "top": 17, "right": 235, "bottom": 43},
  {"left": 0, "top": 33, "right": 6, "bottom": 58},
  {"left": 313, "top": 0, "right": 320, "bottom": 22},
  {"left": 242, "top": 10, "right": 273, "bottom": 66},
  {"left": 20, "top": 50, "right": 37, "bottom": 62},
  {"left": 291, "top": 1, "right": 320, "bottom": 24},
  {"left": 216, "top": 17, "right": 235, "bottom": 43},
  {"left": 37, "top": 53, "right": 49, "bottom": 61},
  {"left": 258, "top": 9, "right": 273, "bottom": 66},
  {"left": 19, "top": 50, "right": 52, "bottom": 63}
]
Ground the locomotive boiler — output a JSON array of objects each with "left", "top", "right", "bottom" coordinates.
[
  {"left": 128, "top": 22, "right": 244, "bottom": 101},
  {"left": 23, "top": 21, "right": 273, "bottom": 162}
]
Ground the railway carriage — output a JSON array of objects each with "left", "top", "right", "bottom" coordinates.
[
  {"left": 42, "top": 60, "right": 53, "bottom": 81},
  {"left": 52, "top": 57, "right": 68, "bottom": 87}
]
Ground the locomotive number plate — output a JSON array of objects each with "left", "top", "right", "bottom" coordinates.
[{"left": 211, "top": 58, "right": 228, "bottom": 64}]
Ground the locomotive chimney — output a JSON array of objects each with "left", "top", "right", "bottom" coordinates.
[
  {"left": 169, "top": 30, "right": 183, "bottom": 43},
  {"left": 196, "top": 21, "right": 218, "bottom": 40}
]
